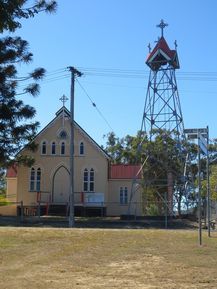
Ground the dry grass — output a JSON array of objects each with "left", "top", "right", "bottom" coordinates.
[{"left": 0, "top": 227, "right": 217, "bottom": 288}]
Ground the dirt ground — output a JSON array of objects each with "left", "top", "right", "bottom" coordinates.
[{"left": 0, "top": 224, "right": 217, "bottom": 289}]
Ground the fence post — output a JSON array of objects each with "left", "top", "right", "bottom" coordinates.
[
  {"left": 164, "top": 192, "right": 168, "bottom": 229},
  {"left": 20, "top": 201, "right": 24, "bottom": 222},
  {"left": 37, "top": 200, "right": 41, "bottom": 220},
  {"left": 101, "top": 202, "right": 104, "bottom": 217}
]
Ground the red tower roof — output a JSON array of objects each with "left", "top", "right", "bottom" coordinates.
[{"left": 146, "top": 37, "right": 179, "bottom": 71}]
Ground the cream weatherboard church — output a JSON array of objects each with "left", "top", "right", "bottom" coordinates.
[{"left": 4, "top": 104, "right": 142, "bottom": 217}]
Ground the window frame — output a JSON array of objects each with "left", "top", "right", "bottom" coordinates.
[
  {"left": 83, "top": 168, "right": 95, "bottom": 192},
  {"left": 83, "top": 168, "right": 88, "bottom": 192},
  {"left": 29, "top": 167, "right": 42, "bottom": 192},
  {"left": 51, "top": 141, "right": 56, "bottom": 155},
  {"left": 41, "top": 141, "right": 47, "bottom": 155},
  {"left": 120, "top": 186, "right": 128, "bottom": 205},
  {"left": 60, "top": 141, "right": 65, "bottom": 155},
  {"left": 79, "top": 141, "right": 84, "bottom": 155},
  {"left": 30, "top": 168, "right": 35, "bottom": 191},
  {"left": 59, "top": 130, "right": 67, "bottom": 139},
  {"left": 36, "top": 168, "right": 41, "bottom": 191},
  {"left": 89, "top": 168, "right": 94, "bottom": 192}
]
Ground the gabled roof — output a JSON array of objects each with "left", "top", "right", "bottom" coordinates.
[
  {"left": 29, "top": 106, "right": 111, "bottom": 160},
  {"left": 109, "top": 164, "right": 142, "bottom": 179},
  {"left": 146, "top": 37, "right": 179, "bottom": 70}
]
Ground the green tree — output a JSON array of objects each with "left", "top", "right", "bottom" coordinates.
[
  {"left": 103, "top": 130, "right": 147, "bottom": 164},
  {"left": 104, "top": 130, "right": 191, "bottom": 215},
  {"left": 0, "top": 0, "right": 57, "bottom": 168}
]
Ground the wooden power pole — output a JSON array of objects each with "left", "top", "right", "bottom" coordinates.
[{"left": 68, "top": 66, "right": 82, "bottom": 228}]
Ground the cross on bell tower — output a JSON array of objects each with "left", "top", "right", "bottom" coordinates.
[{"left": 156, "top": 19, "right": 168, "bottom": 37}]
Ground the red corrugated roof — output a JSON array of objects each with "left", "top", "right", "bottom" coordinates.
[
  {"left": 110, "top": 164, "right": 142, "bottom": 179},
  {"left": 146, "top": 37, "right": 178, "bottom": 70},
  {"left": 147, "top": 37, "right": 174, "bottom": 62},
  {"left": 6, "top": 165, "right": 17, "bottom": 178}
]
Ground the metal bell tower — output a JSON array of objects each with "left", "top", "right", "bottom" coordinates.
[{"left": 142, "top": 20, "right": 184, "bottom": 140}]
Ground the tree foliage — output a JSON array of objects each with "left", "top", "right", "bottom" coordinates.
[
  {"left": 0, "top": 0, "right": 57, "bottom": 32},
  {"left": 104, "top": 130, "right": 200, "bottom": 215},
  {"left": 0, "top": 0, "right": 57, "bottom": 168}
]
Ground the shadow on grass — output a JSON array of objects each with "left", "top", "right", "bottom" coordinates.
[{"left": 0, "top": 216, "right": 201, "bottom": 230}]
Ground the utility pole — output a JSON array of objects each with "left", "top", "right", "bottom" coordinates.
[
  {"left": 68, "top": 66, "right": 82, "bottom": 228},
  {"left": 207, "top": 126, "right": 211, "bottom": 237},
  {"left": 198, "top": 132, "right": 202, "bottom": 246}
]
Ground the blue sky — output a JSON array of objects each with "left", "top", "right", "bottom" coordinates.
[{"left": 13, "top": 0, "right": 217, "bottom": 145}]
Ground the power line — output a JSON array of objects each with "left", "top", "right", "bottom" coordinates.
[
  {"left": 16, "top": 66, "right": 217, "bottom": 95},
  {"left": 76, "top": 78, "right": 114, "bottom": 132}
]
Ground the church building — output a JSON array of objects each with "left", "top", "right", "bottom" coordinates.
[{"left": 4, "top": 103, "right": 142, "bottom": 217}]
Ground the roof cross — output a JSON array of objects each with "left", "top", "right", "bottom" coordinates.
[
  {"left": 147, "top": 43, "right": 151, "bottom": 53},
  {"left": 156, "top": 19, "right": 168, "bottom": 37},
  {"left": 59, "top": 94, "right": 68, "bottom": 107}
]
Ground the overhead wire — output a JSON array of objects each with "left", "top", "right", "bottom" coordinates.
[
  {"left": 16, "top": 66, "right": 217, "bottom": 85},
  {"left": 76, "top": 78, "right": 114, "bottom": 132}
]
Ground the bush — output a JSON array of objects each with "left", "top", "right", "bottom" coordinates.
[
  {"left": 146, "top": 204, "right": 160, "bottom": 216},
  {"left": 0, "top": 194, "right": 10, "bottom": 206}
]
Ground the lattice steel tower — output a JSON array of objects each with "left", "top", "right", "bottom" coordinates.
[{"left": 142, "top": 20, "right": 184, "bottom": 140}]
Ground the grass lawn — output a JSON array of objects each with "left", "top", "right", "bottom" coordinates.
[{"left": 0, "top": 228, "right": 217, "bottom": 289}]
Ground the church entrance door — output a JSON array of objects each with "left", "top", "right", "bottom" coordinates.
[{"left": 53, "top": 166, "right": 70, "bottom": 203}]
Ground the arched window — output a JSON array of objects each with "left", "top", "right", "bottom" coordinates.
[
  {"left": 60, "top": 142, "right": 65, "bottom": 155},
  {"left": 30, "top": 168, "right": 35, "bottom": 191},
  {"left": 89, "top": 168, "right": 94, "bottom": 192},
  {"left": 83, "top": 169, "right": 88, "bottom": 192},
  {"left": 41, "top": 141, "right": 47, "bottom": 155},
  {"left": 83, "top": 168, "right": 95, "bottom": 192},
  {"left": 80, "top": 142, "right": 84, "bottom": 155},
  {"left": 51, "top": 142, "right": 56, "bottom": 155},
  {"left": 36, "top": 168, "right": 41, "bottom": 191}
]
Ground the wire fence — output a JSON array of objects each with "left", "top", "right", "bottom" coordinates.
[{"left": 1, "top": 199, "right": 216, "bottom": 220}]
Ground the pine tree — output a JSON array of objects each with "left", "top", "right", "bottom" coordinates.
[{"left": 0, "top": 0, "right": 57, "bottom": 167}]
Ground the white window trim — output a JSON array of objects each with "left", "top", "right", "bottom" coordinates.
[
  {"left": 120, "top": 186, "right": 128, "bottom": 205},
  {"left": 29, "top": 168, "right": 35, "bottom": 192},
  {"left": 29, "top": 167, "right": 42, "bottom": 192},
  {"left": 83, "top": 168, "right": 95, "bottom": 192},
  {"left": 83, "top": 168, "right": 88, "bottom": 192}
]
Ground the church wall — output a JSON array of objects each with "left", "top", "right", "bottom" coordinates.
[
  {"left": 107, "top": 179, "right": 142, "bottom": 216},
  {"left": 16, "top": 113, "right": 109, "bottom": 207},
  {"left": 6, "top": 178, "right": 17, "bottom": 203}
]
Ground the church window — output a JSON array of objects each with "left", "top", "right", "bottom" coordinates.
[
  {"left": 30, "top": 168, "right": 35, "bottom": 191},
  {"left": 120, "top": 187, "right": 128, "bottom": 205},
  {"left": 51, "top": 142, "right": 56, "bottom": 155},
  {"left": 80, "top": 142, "right": 84, "bottom": 155},
  {"left": 60, "top": 142, "right": 65, "bottom": 155},
  {"left": 36, "top": 168, "right": 41, "bottom": 191},
  {"left": 41, "top": 141, "right": 47, "bottom": 155},
  {"left": 59, "top": 130, "right": 67, "bottom": 139},
  {"left": 89, "top": 168, "right": 94, "bottom": 192},
  {"left": 83, "top": 169, "right": 88, "bottom": 192},
  {"left": 83, "top": 168, "right": 95, "bottom": 192}
]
